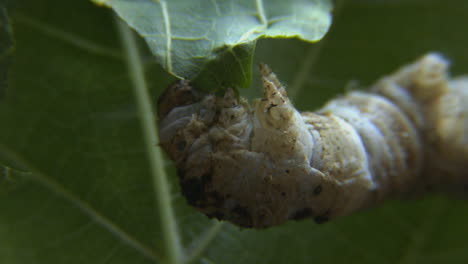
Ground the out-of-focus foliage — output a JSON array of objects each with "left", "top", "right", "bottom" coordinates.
[
  {"left": 0, "top": 1, "right": 14, "bottom": 98},
  {"left": 1, "top": 1, "right": 468, "bottom": 264}
]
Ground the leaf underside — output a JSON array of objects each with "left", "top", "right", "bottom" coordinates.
[
  {"left": 94, "top": 0, "right": 332, "bottom": 89},
  {"left": 1, "top": 1, "right": 468, "bottom": 264}
]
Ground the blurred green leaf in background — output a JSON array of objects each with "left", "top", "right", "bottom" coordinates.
[
  {"left": 93, "top": 0, "right": 332, "bottom": 90},
  {"left": 0, "top": 0, "right": 14, "bottom": 98},
  {"left": 1, "top": 1, "right": 468, "bottom": 264}
]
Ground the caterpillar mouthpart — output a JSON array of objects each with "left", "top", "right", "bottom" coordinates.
[{"left": 157, "top": 53, "right": 468, "bottom": 229}]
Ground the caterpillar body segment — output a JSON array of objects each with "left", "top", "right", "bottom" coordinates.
[
  {"left": 373, "top": 54, "right": 468, "bottom": 192},
  {"left": 157, "top": 53, "right": 468, "bottom": 228}
]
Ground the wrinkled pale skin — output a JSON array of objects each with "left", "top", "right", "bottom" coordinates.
[{"left": 158, "top": 53, "right": 468, "bottom": 228}]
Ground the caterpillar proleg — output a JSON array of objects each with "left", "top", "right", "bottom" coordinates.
[{"left": 157, "top": 53, "right": 468, "bottom": 228}]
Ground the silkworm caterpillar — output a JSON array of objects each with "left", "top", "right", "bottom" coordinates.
[{"left": 157, "top": 53, "right": 468, "bottom": 228}]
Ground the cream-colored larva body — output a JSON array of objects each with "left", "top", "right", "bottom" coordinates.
[{"left": 158, "top": 53, "right": 468, "bottom": 228}]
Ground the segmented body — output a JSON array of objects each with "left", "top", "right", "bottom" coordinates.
[{"left": 158, "top": 53, "right": 468, "bottom": 228}]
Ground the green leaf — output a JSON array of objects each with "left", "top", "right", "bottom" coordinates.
[
  {"left": 2, "top": 1, "right": 468, "bottom": 264},
  {"left": 92, "top": 0, "right": 332, "bottom": 89},
  {"left": 0, "top": 3, "right": 14, "bottom": 98},
  {"left": 192, "top": 42, "right": 256, "bottom": 94}
]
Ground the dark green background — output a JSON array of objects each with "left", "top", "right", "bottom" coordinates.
[{"left": 1, "top": 0, "right": 467, "bottom": 263}]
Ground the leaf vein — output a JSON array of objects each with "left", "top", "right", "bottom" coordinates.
[
  {"left": 0, "top": 143, "right": 161, "bottom": 263},
  {"left": 255, "top": 0, "right": 267, "bottom": 26},
  {"left": 154, "top": 0, "right": 173, "bottom": 74},
  {"left": 185, "top": 221, "right": 224, "bottom": 264},
  {"left": 14, "top": 14, "right": 122, "bottom": 60}
]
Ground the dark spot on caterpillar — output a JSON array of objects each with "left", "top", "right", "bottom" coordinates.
[
  {"left": 157, "top": 80, "right": 200, "bottom": 120},
  {"left": 180, "top": 173, "right": 212, "bottom": 206},
  {"left": 285, "top": 169, "right": 290, "bottom": 174},
  {"left": 180, "top": 178, "right": 204, "bottom": 206},
  {"left": 206, "top": 191, "right": 225, "bottom": 208},
  {"left": 267, "top": 103, "right": 278, "bottom": 111},
  {"left": 231, "top": 205, "right": 253, "bottom": 228},
  {"left": 313, "top": 185, "right": 322, "bottom": 196},
  {"left": 314, "top": 211, "right": 330, "bottom": 224},
  {"left": 290, "top": 208, "right": 314, "bottom": 221},
  {"left": 202, "top": 173, "right": 212, "bottom": 182},
  {"left": 176, "top": 140, "right": 186, "bottom": 151},
  {"left": 232, "top": 205, "right": 250, "bottom": 218},
  {"left": 206, "top": 211, "right": 225, "bottom": 220}
]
